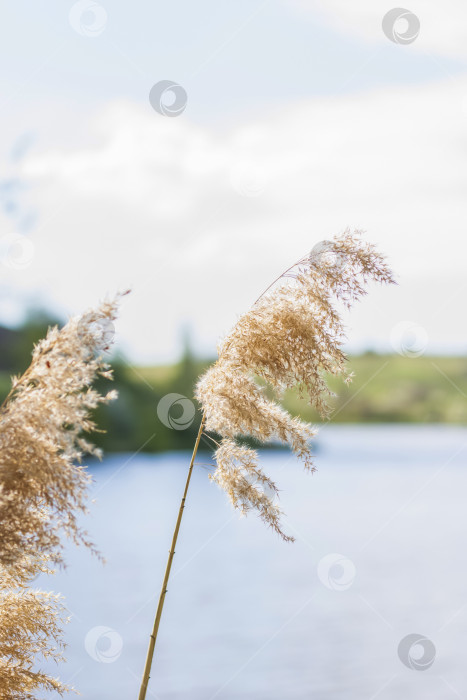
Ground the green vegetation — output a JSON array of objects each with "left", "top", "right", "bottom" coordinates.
[
  {"left": 285, "top": 352, "right": 467, "bottom": 424},
  {"left": 1, "top": 316, "right": 466, "bottom": 453}
]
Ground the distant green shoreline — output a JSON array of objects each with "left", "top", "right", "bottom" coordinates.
[{"left": 2, "top": 344, "right": 466, "bottom": 453}]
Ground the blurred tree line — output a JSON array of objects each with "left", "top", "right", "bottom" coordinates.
[
  {"left": 0, "top": 313, "right": 210, "bottom": 453},
  {"left": 1, "top": 313, "right": 467, "bottom": 454}
]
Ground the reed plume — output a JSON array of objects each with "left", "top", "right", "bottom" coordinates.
[
  {"left": 138, "top": 230, "right": 394, "bottom": 698},
  {"left": 0, "top": 294, "right": 124, "bottom": 698},
  {"left": 196, "top": 230, "right": 394, "bottom": 540},
  {"left": 0, "top": 574, "right": 68, "bottom": 698}
]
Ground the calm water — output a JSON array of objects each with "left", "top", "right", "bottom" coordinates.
[{"left": 38, "top": 425, "right": 467, "bottom": 699}]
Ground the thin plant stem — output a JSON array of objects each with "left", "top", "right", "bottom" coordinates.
[
  {"left": 137, "top": 413, "right": 206, "bottom": 700},
  {"left": 252, "top": 255, "right": 306, "bottom": 306}
]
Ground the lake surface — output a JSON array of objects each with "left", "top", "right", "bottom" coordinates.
[{"left": 38, "top": 425, "right": 467, "bottom": 699}]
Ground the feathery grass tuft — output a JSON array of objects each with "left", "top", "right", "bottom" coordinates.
[
  {"left": 0, "top": 293, "right": 125, "bottom": 698},
  {"left": 196, "top": 230, "right": 394, "bottom": 540},
  {"left": 138, "top": 233, "right": 394, "bottom": 698}
]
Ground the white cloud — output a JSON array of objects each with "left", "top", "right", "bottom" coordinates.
[
  {"left": 292, "top": 0, "right": 467, "bottom": 60},
  {"left": 2, "top": 75, "right": 467, "bottom": 362}
]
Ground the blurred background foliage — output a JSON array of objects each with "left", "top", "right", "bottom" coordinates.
[{"left": 1, "top": 313, "right": 467, "bottom": 453}]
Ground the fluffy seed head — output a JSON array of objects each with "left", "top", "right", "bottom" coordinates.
[
  {"left": 0, "top": 293, "right": 125, "bottom": 696},
  {"left": 196, "top": 230, "right": 394, "bottom": 540}
]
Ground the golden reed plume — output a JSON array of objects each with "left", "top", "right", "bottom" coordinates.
[
  {"left": 138, "top": 230, "right": 394, "bottom": 699},
  {"left": 196, "top": 230, "right": 394, "bottom": 540},
  {"left": 0, "top": 294, "right": 125, "bottom": 698}
]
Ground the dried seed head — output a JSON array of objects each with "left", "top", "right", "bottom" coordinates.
[
  {"left": 0, "top": 292, "right": 126, "bottom": 695},
  {"left": 196, "top": 230, "right": 394, "bottom": 539}
]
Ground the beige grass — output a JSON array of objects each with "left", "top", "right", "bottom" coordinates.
[
  {"left": 0, "top": 294, "right": 124, "bottom": 698},
  {"left": 138, "top": 230, "right": 394, "bottom": 699},
  {"left": 196, "top": 230, "right": 394, "bottom": 539}
]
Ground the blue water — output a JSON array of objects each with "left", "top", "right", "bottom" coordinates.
[{"left": 37, "top": 425, "right": 467, "bottom": 699}]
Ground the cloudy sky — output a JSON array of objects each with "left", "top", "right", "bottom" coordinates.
[{"left": 1, "top": 0, "right": 466, "bottom": 362}]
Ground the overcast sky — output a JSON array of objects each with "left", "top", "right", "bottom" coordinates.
[{"left": 1, "top": 0, "right": 466, "bottom": 362}]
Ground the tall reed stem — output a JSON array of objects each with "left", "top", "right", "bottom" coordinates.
[{"left": 137, "top": 414, "right": 205, "bottom": 700}]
